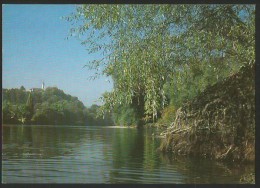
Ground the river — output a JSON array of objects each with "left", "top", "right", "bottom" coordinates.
[{"left": 2, "top": 124, "right": 254, "bottom": 183}]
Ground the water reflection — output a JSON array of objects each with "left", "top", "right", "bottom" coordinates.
[
  {"left": 159, "top": 153, "right": 255, "bottom": 184},
  {"left": 2, "top": 125, "right": 254, "bottom": 183},
  {"left": 108, "top": 128, "right": 145, "bottom": 183},
  {"left": 3, "top": 125, "right": 88, "bottom": 159},
  {"left": 107, "top": 127, "right": 180, "bottom": 183}
]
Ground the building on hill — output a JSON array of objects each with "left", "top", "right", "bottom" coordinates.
[
  {"left": 29, "top": 88, "right": 43, "bottom": 92},
  {"left": 29, "top": 82, "right": 46, "bottom": 92},
  {"left": 42, "top": 81, "right": 45, "bottom": 90}
]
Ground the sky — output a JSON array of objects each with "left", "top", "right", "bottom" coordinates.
[{"left": 2, "top": 4, "right": 113, "bottom": 107}]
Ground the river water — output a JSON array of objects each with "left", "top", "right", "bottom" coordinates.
[{"left": 2, "top": 124, "right": 254, "bottom": 183}]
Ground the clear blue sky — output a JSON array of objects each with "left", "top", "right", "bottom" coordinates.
[{"left": 2, "top": 4, "right": 113, "bottom": 107}]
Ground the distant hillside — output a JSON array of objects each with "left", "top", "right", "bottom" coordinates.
[{"left": 2, "top": 86, "right": 113, "bottom": 126}]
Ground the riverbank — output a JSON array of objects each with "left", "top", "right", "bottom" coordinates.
[{"left": 158, "top": 63, "right": 255, "bottom": 164}]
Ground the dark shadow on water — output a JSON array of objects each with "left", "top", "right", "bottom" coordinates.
[{"left": 159, "top": 152, "right": 255, "bottom": 184}]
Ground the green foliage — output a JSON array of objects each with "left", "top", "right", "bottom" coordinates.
[
  {"left": 2, "top": 87, "right": 113, "bottom": 126},
  {"left": 2, "top": 101, "right": 17, "bottom": 124},
  {"left": 3, "top": 88, "right": 29, "bottom": 104},
  {"left": 2, "top": 101, "right": 31, "bottom": 124},
  {"left": 67, "top": 5, "right": 255, "bottom": 125},
  {"left": 157, "top": 105, "right": 176, "bottom": 126},
  {"left": 85, "top": 104, "right": 113, "bottom": 126},
  {"left": 111, "top": 104, "right": 139, "bottom": 126}
]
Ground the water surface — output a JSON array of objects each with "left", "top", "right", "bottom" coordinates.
[{"left": 2, "top": 125, "right": 254, "bottom": 183}]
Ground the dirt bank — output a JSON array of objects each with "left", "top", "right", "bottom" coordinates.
[{"left": 159, "top": 63, "right": 255, "bottom": 163}]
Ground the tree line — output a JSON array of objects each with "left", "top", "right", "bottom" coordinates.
[
  {"left": 66, "top": 4, "right": 255, "bottom": 127},
  {"left": 2, "top": 86, "right": 113, "bottom": 126}
]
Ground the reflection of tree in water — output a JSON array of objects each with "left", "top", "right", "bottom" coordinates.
[
  {"left": 159, "top": 153, "right": 254, "bottom": 184},
  {"left": 3, "top": 125, "right": 89, "bottom": 159},
  {"left": 143, "top": 128, "right": 161, "bottom": 172},
  {"left": 107, "top": 128, "right": 143, "bottom": 183},
  {"left": 108, "top": 128, "right": 161, "bottom": 183}
]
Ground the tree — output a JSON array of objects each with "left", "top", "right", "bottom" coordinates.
[
  {"left": 67, "top": 5, "right": 255, "bottom": 124},
  {"left": 3, "top": 86, "right": 115, "bottom": 126},
  {"left": 20, "top": 86, "right": 26, "bottom": 91},
  {"left": 111, "top": 103, "right": 139, "bottom": 126},
  {"left": 2, "top": 101, "right": 13, "bottom": 123},
  {"left": 26, "top": 92, "right": 34, "bottom": 121},
  {"left": 17, "top": 104, "right": 31, "bottom": 124}
]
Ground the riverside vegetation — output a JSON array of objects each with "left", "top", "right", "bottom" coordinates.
[
  {"left": 2, "top": 86, "right": 113, "bottom": 126},
  {"left": 159, "top": 63, "right": 255, "bottom": 163},
  {"left": 2, "top": 4, "right": 255, "bottom": 183},
  {"left": 65, "top": 4, "right": 255, "bottom": 183},
  {"left": 66, "top": 4, "right": 254, "bottom": 126}
]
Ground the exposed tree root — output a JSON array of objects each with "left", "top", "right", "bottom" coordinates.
[{"left": 159, "top": 63, "right": 255, "bottom": 163}]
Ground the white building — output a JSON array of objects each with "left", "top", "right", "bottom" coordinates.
[{"left": 42, "top": 81, "right": 45, "bottom": 90}]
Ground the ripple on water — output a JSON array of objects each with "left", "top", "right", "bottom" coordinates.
[{"left": 2, "top": 125, "right": 253, "bottom": 184}]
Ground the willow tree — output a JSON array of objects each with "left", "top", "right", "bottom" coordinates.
[{"left": 66, "top": 4, "right": 255, "bottom": 124}]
